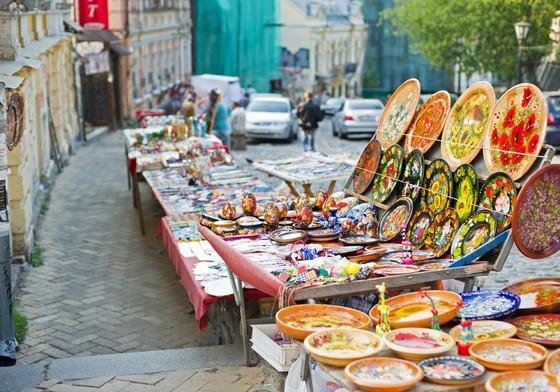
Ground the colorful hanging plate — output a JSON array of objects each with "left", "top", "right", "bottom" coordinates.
[
  {"left": 399, "top": 149, "right": 424, "bottom": 203},
  {"left": 450, "top": 210, "right": 497, "bottom": 259},
  {"left": 479, "top": 172, "right": 517, "bottom": 232},
  {"left": 449, "top": 320, "right": 517, "bottom": 343},
  {"left": 441, "top": 81, "right": 495, "bottom": 170},
  {"left": 419, "top": 356, "right": 485, "bottom": 386},
  {"left": 503, "top": 277, "right": 560, "bottom": 315},
  {"left": 353, "top": 139, "right": 382, "bottom": 194},
  {"left": 512, "top": 164, "right": 560, "bottom": 259},
  {"left": 424, "top": 207, "right": 460, "bottom": 257},
  {"left": 421, "top": 159, "right": 453, "bottom": 215},
  {"left": 370, "top": 144, "right": 404, "bottom": 203},
  {"left": 406, "top": 206, "right": 432, "bottom": 248},
  {"left": 510, "top": 314, "right": 560, "bottom": 347},
  {"left": 453, "top": 164, "right": 478, "bottom": 223},
  {"left": 545, "top": 348, "right": 560, "bottom": 376},
  {"left": 405, "top": 90, "right": 451, "bottom": 155},
  {"left": 459, "top": 290, "right": 521, "bottom": 320},
  {"left": 483, "top": 83, "right": 547, "bottom": 180},
  {"left": 384, "top": 249, "right": 436, "bottom": 262},
  {"left": 379, "top": 197, "right": 414, "bottom": 242},
  {"left": 376, "top": 78, "right": 421, "bottom": 149}
]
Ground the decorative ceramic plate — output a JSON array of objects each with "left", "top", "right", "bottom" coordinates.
[
  {"left": 512, "top": 164, "right": 560, "bottom": 258},
  {"left": 459, "top": 290, "right": 521, "bottom": 320},
  {"left": 504, "top": 277, "right": 560, "bottom": 315},
  {"left": 374, "top": 265, "right": 421, "bottom": 276},
  {"left": 450, "top": 210, "right": 497, "bottom": 259},
  {"left": 339, "top": 235, "right": 379, "bottom": 246},
  {"left": 399, "top": 149, "right": 424, "bottom": 203},
  {"left": 486, "top": 370, "right": 560, "bottom": 392},
  {"left": 469, "top": 338, "right": 548, "bottom": 371},
  {"left": 453, "top": 164, "right": 478, "bottom": 223},
  {"left": 449, "top": 320, "right": 517, "bottom": 343},
  {"left": 384, "top": 250, "right": 436, "bottom": 262},
  {"left": 441, "top": 81, "right": 495, "bottom": 170},
  {"left": 383, "top": 328, "right": 455, "bottom": 361},
  {"left": 405, "top": 90, "right": 451, "bottom": 155},
  {"left": 379, "top": 197, "right": 414, "bottom": 242},
  {"left": 370, "top": 144, "right": 405, "bottom": 203},
  {"left": 421, "top": 159, "right": 453, "bottom": 215},
  {"left": 329, "top": 245, "right": 364, "bottom": 256},
  {"left": 510, "top": 314, "right": 560, "bottom": 346},
  {"left": 418, "top": 260, "right": 453, "bottom": 271},
  {"left": 419, "top": 356, "right": 485, "bottom": 386},
  {"left": 405, "top": 207, "right": 432, "bottom": 248},
  {"left": 348, "top": 248, "right": 386, "bottom": 263},
  {"left": 376, "top": 78, "right": 421, "bottom": 149},
  {"left": 368, "top": 243, "right": 405, "bottom": 252},
  {"left": 343, "top": 357, "right": 423, "bottom": 392},
  {"left": 268, "top": 228, "right": 307, "bottom": 244},
  {"left": 483, "top": 83, "right": 547, "bottom": 181},
  {"left": 479, "top": 172, "right": 517, "bottom": 232},
  {"left": 545, "top": 348, "right": 560, "bottom": 376},
  {"left": 424, "top": 207, "right": 460, "bottom": 257},
  {"left": 353, "top": 139, "right": 382, "bottom": 194},
  {"left": 346, "top": 203, "right": 376, "bottom": 222},
  {"left": 308, "top": 228, "right": 340, "bottom": 238}
]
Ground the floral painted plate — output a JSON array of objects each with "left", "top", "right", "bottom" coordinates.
[
  {"left": 469, "top": 338, "right": 548, "bottom": 371},
  {"left": 344, "top": 357, "right": 423, "bottom": 392},
  {"left": 450, "top": 210, "right": 497, "bottom": 259},
  {"left": 399, "top": 149, "right": 424, "bottom": 203},
  {"left": 449, "top": 320, "right": 517, "bottom": 343},
  {"left": 419, "top": 356, "right": 485, "bottom": 386},
  {"left": 383, "top": 328, "right": 455, "bottom": 361},
  {"left": 441, "top": 81, "right": 495, "bottom": 170},
  {"left": 353, "top": 139, "right": 382, "bottom": 194},
  {"left": 483, "top": 83, "right": 547, "bottom": 180},
  {"left": 420, "top": 159, "right": 453, "bottom": 216},
  {"left": 424, "top": 207, "right": 460, "bottom": 257},
  {"left": 384, "top": 249, "right": 436, "bottom": 262},
  {"left": 453, "top": 164, "right": 478, "bottom": 223},
  {"left": 346, "top": 203, "right": 376, "bottom": 222},
  {"left": 376, "top": 78, "right": 421, "bottom": 149},
  {"left": 510, "top": 314, "right": 560, "bottom": 346},
  {"left": 405, "top": 90, "right": 451, "bottom": 155},
  {"left": 486, "top": 370, "right": 560, "bottom": 392},
  {"left": 545, "top": 348, "right": 560, "bottom": 376},
  {"left": 479, "top": 172, "right": 517, "bottom": 232},
  {"left": 406, "top": 206, "right": 433, "bottom": 248},
  {"left": 512, "top": 164, "right": 560, "bottom": 259},
  {"left": 379, "top": 197, "right": 414, "bottom": 242},
  {"left": 503, "top": 277, "right": 560, "bottom": 315},
  {"left": 459, "top": 290, "right": 521, "bottom": 320},
  {"left": 370, "top": 144, "right": 404, "bottom": 203}
]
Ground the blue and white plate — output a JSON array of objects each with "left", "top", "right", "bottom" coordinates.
[
  {"left": 346, "top": 203, "right": 376, "bottom": 222},
  {"left": 418, "top": 356, "right": 485, "bottom": 385},
  {"left": 459, "top": 290, "right": 520, "bottom": 320}
]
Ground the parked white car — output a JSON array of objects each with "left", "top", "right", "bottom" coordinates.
[
  {"left": 332, "top": 99, "right": 384, "bottom": 138},
  {"left": 245, "top": 96, "right": 298, "bottom": 141}
]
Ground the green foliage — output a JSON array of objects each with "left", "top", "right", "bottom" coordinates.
[
  {"left": 30, "top": 245, "right": 44, "bottom": 267},
  {"left": 13, "top": 304, "right": 27, "bottom": 344},
  {"left": 383, "top": 0, "right": 558, "bottom": 81}
]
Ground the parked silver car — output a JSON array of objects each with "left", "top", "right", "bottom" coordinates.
[
  {"left": 544, "top": 91, "right": 560, "bottom": 148},
  {"left": 245, "top": 96, "right": 298, "bottom": 141},
  {"left": 332, "top": 99, "right": 384, "bottom": 138}
]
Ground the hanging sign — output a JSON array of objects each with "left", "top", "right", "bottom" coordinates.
[{"left": 78, "top": 0, "right": 109, "bottom": 30}]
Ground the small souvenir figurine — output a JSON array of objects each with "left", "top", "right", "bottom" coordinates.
[
  {"left": 375, "top": 283, "right": 391, "bottom": 335},
  {"left": 322, "top": 196, "right": 337, "bottom": 218},
  {"left": 276, "top": 201, "right": 288, "bottom": 219},
  {"left": 241, "top": 193, "right": 257, "bottom": 216},
  {"left": 401, "top": 224, "right": 414, "bottom": 265},
  {"left": 328, "top": 208, "right": 338, "bottom": 229},
  {"left": 419, "top": 289, "right": 441, "bottom": 331},
  {"left": 315, "top": 191, "right": 328, "bottom": 209},
  {"left": 456, "top": 300, "right": 474, "bottom": 356},
  {"left": 340, "top": 218, "right": 356, "bottom": 235},
  {"left": 296, "top": 206, "right": 313, "bottom": 227},
  {"left": 295, "top": 194, "right": 310, "bottom": 210},
  {"left": 263, "top": 202, "right": 280, "bottom": 227},
  {"left": 221, "top": 202, "right": 237, "bottom": 220}
]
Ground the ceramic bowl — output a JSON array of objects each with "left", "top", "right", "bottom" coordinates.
[
  {"left": 449, "top": 320, "right": 517, "bottom": 343},
  {"left": 369, "top": 290, "right": 460, "bottom": 329},
  {"left": 303, "top": 328, "right": 383, "bottom": 367},
  {"left": 383, "top": 328, "right": 455, "bottom": 361},
  {"left": 503, "top": 277, "right": 560, "bottom": 315},
  {"left": 469, "top": 338, "right": 548, "bottom": 371},
  {"left": 275, "top": 304, "right": 371, "bottom": 341},
  {"left": 418, "top": 356, "right": 485, "bottom": 386},
  {"left": 344, "top": 357, "right": 423, "bottom": 392},
  {"left": 486, "top": 370, "right": 560, "bottom": 392},
  {"left": 545, "top": 348, "right": 560, "bottom": 376}
]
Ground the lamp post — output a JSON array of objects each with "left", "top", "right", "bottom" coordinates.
[{"left": 514, "top": 21, "right": 531, "bottom": 84}]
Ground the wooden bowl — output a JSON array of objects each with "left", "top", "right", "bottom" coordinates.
[
  {"left": 304, "top": 328, "right": 383, "bottom": 368},
  {"left": 369, "top": 290, "right": 460, "bottom": 329},
  {"left": 545, "top": 348, "right": 560, "bottom": 376},
  {"left": 383, "top": 328, "right": 455, "bottom": 361},
  {"left": 486, "top": 370, "right": 559, "bottom": 392},
  {"left": 469, "top": 338, "right": 548, "bottom": 371},
  {"left": 275, "top": 304, "right": 371, "bottom": 341},
  {"left": 344, "top": 357, "right": 423, "bottom": 392}
]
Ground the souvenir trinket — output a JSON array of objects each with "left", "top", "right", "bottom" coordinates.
[
  {"left": 375, "top": 283, "right": 391, "bottom": 335},
  {"left": 295, "top": 206, "right": 313, "bottom": 228},
  {"left": 295, "top": 194, "right": 311, "bottom": 210},
  {"left": 220, "top": 202, "right": 237, "bottom": 220},
  {"left": 276, "top": 201, "right": 288, "bottom": 218},
  {"left": 241, "top": 193, "right": 257, "bottom": 216},
  {"left": 314, "top": 190, "right": 328, "bottom": 209},
  {"left": 479, "top": 172, "right": 516, "bottom": 232},
  {"left": 354, "top": 209, "right": 378, "bottom": 238},
  {"left": 456, "top": 300, "right": 473, "bottom": 356},
  {"left": 339, "top": 218, "right": 355, "bottom": 235},
  {"left": 322, "top": 196, "right": 338, "bottom": 218},
  {"left": 419, "top": 290, "right": 441, "bottom": 330},
  {"left": 263, "top": 202, "right": 280, "bottom": 227},
  {"left": 400, "top": 225, "right": 414, "bottom": 265},
  {"left": 329, "top": 245, "right": 363, "bottom": 256},
  {"left": 370, "top": 144, "right": 405, "bottom": 203}
]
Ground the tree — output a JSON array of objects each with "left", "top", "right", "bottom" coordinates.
[{"left": 383, "top": 0, "right": 559, "bottom": 82}]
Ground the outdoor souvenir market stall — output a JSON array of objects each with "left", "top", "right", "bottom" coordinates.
[{"left": 197, "top": 79, "right": 560, "bottom": 391}]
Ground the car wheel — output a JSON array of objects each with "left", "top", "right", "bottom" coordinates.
[
  {"left": 339, "top": 128, "right": 346, "bottom": 139},
  {"left": 332, "top": 122, "right": 337, "bottom": 136},
  {"left": 292, "top": 125, "right": 298, "bottom": 140}
]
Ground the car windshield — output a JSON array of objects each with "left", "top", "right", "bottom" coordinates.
[
  {"left": 326, "top": 98, "right": 343, "bottom": 106},
  {"left": 549, "top": 96, "right": 560, "bottom": 112},
  {"left": 247, "top": 101, "right": 288, "bottom": 113},
  {"left": 348, "top": 101, "right": 383, "bottom": 110}
]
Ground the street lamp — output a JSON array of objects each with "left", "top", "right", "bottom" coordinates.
[{"left": 514, "top": 21, "right": 531, "bottom": 83}]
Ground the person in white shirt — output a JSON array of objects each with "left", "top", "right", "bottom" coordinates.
[{"left": 230, "top": 101, "right": 246, "bottom": 136}]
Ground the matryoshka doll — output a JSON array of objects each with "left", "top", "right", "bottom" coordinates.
[
  {"left": 315, "top": 191, "right": 328, "bottom": 210},
  {"left": 241, "top": 193, "right": 257, "bottom": 216},
  {"left": 295, "top": 194, "right": 311, "bottom": 210},
  {"left": 321, "top": 196, "right": 337, "bottom": 219},
  {"left": 221, "top": 202, "right": 237, "bottom": 220},
  {"left": 263, "top": 202, "right": 280, "bottom": 228},
  {"left": 276, "top": 201, "right": 288, "bottom": 219}
]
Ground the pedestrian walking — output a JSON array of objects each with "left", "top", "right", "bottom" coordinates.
[
  {"left": 230, "top": 101, "right": 246, "bottom": 150},
  {"left": 297, "top": 91, "right": 323, "bottom": 152},
  {"left": 205, "top": 89, "right": 231, "bottom": 148}
]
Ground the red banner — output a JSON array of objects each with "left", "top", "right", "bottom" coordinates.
[{"left": 78, "top": 0, "right": 109, "bottom": 30}]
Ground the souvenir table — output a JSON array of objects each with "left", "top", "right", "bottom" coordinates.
[{"left": 252, "top": 153, "right": 355, "bottom": 196}]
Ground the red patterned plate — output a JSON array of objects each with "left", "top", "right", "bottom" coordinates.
[
  {"left": 379, "top": 197, "right": 414, "bottom": 242},
  {"left": 353, "top": 139, "right": 382, "bottom": 194},
  {"left": 478, "top": 172, "right": 517, "bottom": 233},
  {"left": 370, "top": 144, "right": 404, "bottom": 203},
  {"left": 510, "top": 314, "right": 560, "bottom": 346}
]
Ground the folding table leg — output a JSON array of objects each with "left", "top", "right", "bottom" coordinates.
[
  {"left": 285, "top": 181, "right": 300, "bottom": 197},
  {"left": 132, "top": 174, "right": 146, "bottom": 235},
  {"left": 327, "top": 180, "right": 336, "bottom": 195},
  {"left": 226, "top": 268, "right": 251, "bottom": 366},
  {"left": 302, "top": 184, "right": 314, "bottom": 197}
]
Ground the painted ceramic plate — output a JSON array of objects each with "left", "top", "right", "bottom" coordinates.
[
  {"left": 453, "top": 164, "right": 478, "bottom": 223},
  {"left": 545, "top": 348, "right": 560, "bottom": 376},
  {"left": 512, "top": 164, "right": 560, "bottom": 259},
  {"left": 419, "top": 356, "right": 485, "bottom": 386},
  {"left": 510, "top": 314, "right": 560, "bottom": 346},
  {"left": 450, "top": 210, "right": 497, "bottom": 259},
  {"left": 376, "top": 78, "right": 421, "bottom": 149},
  {"left": 459, "top": 290, "right": 521, "bottom": 320},
  {"left": 339, "top": 235, "right": 379, "bottom": 246},
  {"left": 469, "top": 338, "right": 548, "bottom": 371},
  {"left": 418, "top": 260, "right": 453, "bottom": 271},
  {"left": 399, "top": 149, "right": 424, "bottom": 203},
  {"left": 329, "top": 245, "right": 364, "bottom": 256},
  {"left": 450, "top": 320, "right": 517, "bottom": 343},
  {"left": 370, "top": 144, "right": 404, "bottom": 203},
  {"left": 486, "top": 370, "right": 560, "bottom": 392},
  {"left": 375, "top": 265, "right": 421, "bottom": 276},
  {"left": 406, "top": 206, "right": 432, "bottom": 248},
  {"left": 421, "top": 159, "right": 453, "bottom": 216},
  {"left": 441, "top": 81, "right": 495, "bottom": 170},
  {"left": 353, "top": 139, "right": 382, "bottom": 194},
  {"left": 344, "top": 357, "right": 423, "bottom": 391},
  {"left": 405, "top": 90, "right": 451, "bottom": 155},
  {"left": 479, "top": 172, "right": 517, "bottom": 232},
  {"left": 384, "top": 249, "right": 436, "bottom": 262},
  {"left": 308, "top": 228, "right": 340, "bottom": 238},
  {"left": 346, "top": 203, "right": 376, "bottom": 222},
  {"left": 383, "top": 328, "right": 455, "bottom": 361},
  {"left": 484, "top": 83, "right": 547, "bottom": 181},
  {"left": 379, "top": 197, "right": 414, "bottom": 241},
  {"left": 424, "top": 207, "right": 460, "bottom": 257},
  {"left": 368, "top": 243, "right": 405, "bottom": 252},
  {"left": 504, "top": 277, "right": 560, "bottom": 314},
  {"left": 269, "top": 228, "right": 307, "bottom": 244}
]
